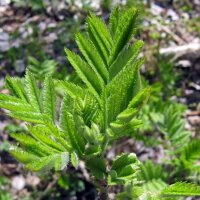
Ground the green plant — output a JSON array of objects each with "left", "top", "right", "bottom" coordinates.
[
  {"left": 158, "top": 104, "right": 190, "bottom": 154},
  {"left": 181, "top": 139, "right": 200, "bottom": 173},
  {"left": 13, "top": 0, "right": 44, "bottom": 10},
  {"left": 0, "top": 177, "right": 12, "bottom": 200},
  {"left": 58, "top": 174, "right": 85, "bottom": 196},
  {"left": 27, "top": 56, "right": 58, "bottom": 80},
  {"left": 0, "top": 140, "right": 9, "bottom": 152},
  {"left": 0, "top": 7, "right": 200, "bottom": 199}
]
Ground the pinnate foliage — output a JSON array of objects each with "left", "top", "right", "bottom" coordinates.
[
  {"left": 161, "top": 182, "right": 200, "bottom": 196},
  {"left": 158, "top": 105, "right": 190, "bottom": 154},
  {"left": 0, "top": 7, "right": 200, "bottom": 198},
  {"left": 28, "top": 56, "right": 58, "bottom": 79},
  {"left": 109, "top": 153, "right": 140, "bottom": 185},
  {"left": 181, "top": 139, "right": 200, "bottom": 172},
  {"left": 0, "top": 7, "right": 148, "bottom": 175}
]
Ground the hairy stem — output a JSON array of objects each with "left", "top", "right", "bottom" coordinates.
[{"left": 98, "top": 179, "right": 109, "bottom": 200}]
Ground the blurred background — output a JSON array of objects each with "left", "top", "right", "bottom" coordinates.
[{"left": 0, "top": 0, "right": 200, "bottom": 199}]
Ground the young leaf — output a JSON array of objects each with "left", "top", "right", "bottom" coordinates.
[
  {"left": 10, "top": 132, "right": 51, "bottom": 156},
  {"left": 9, "top": 111, "right": 44, "bottom": 124},
  {"left": 107, "top": 58, "right": 144, "bottom": 123},
  {"left": 109, "top": 40, "right": 143, "bottom": 80},
  {"left": 139, "top": 160, "right": 165, "bottom": 182},
  {"left": 65, "top": 49, "right": 103, "bottom": 99},
  {"left": 5, "top": 76, "right": 28, "bottom": 101},
  {"left": 109, "top": 7, "right": 120, "bottom": 37},
  {"left": 109, "top": 153, "right": 140, "bottom": 185},
  {"left": 87, "top": 13, "right": 112, "bottom": 66},
  {"left": 161, "top": 182, "right": 200, "bottom": 196},
  {"left": 109, "top": 8, "right": 138, "bottom": 65},
  {"left": 25, "top": 70, "right": 42, "bottom": 112},
  {"left": 25, "top": 152, "right": 69, "bottom": 171},
  {"left": 0, "top": 94, "right": 33, "bottom": 112},
  {"left": 86, "top": 157, "right": 107, "bottom": 180},
  {"left": 71, "top": 152, "right": 79, "bottom": 169},
  {"left": 181, "top": 139, "right": 200, "bottom": 171},
  {"left": 43, "top": 75, "right": 57, "bottom": 122},
  {"left": 10, "top": 146, "right": 39, "bottom": 164},
  {"left": 56, "top": 80, "right": 85, "bottom": 99},
  {"left": 158, "top": 105, "right": 191, "bottom": 153},
  {"left": 27, "top": 125, "right": 66, "bottom": 152},
  {"left": 143, "top": 179, "right": 167, "bottom": 198},
  {"left": 59, "top": 95, "right": 84, "bottom": 155},
  {"left": 76, "top": 33, "right": 109, "bottom": 83}
]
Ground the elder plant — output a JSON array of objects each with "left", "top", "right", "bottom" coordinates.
[{"left": 0, "top": 7, "right": 200, "bottom": 200}]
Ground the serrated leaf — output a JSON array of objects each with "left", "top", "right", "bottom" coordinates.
[
  {"left": 56, "top": 80, "right": 85, "bottom": 99},
  {"left": 109, "top": 7, "right": 120, "bottom": 37},
  {"left": 10, "top": 132, "right": 51, "bottom": 156},
  {"left": 10, "top": 146, "right": 39, "bottom": 164},
  {"left": 25, "top": 70, "right": 42, "bottom": 112},
  {"left": 43, "top": 75, "right": 57, "bottom": 122},
  {"left": 181, "top": 139, "right": 200, "bottom": 171},
  {"left": 107, "top": 58, "right": 144, "bottom": 123},
  {"left": 59, "top": 96, "right": 84, "bottom": 155},
  {"left": 117, "top": 108, "right": 137, "bottom": 122},
  {"left": 65, "top": 49, "right": 103, "bottom": 99},
  {"left": 109, "top": 8, "right": 138, "bottom": 65},
  {"left": 6, "top": 76, "right": 28, "bottom": 101},
  {"left": 158, "top": 105, "right": 191, "bottom": 153},
  {"left": 86, "top": 157, "right": 107, "bottom": 180},
  {"left": 161, "top": 182, "right": 200, "bottom": 196},
  {"left": 128, "top": 87, "right": 151, "bottom": 110},
  {"left": 71, "top": 152, "right": 79, "bottom": 169},
  {"left": 9, "top": 112, "right": 44, "bottom": 124},
  {"left": 76, "top": 33, "right": 109, "bottom": 83},
  {"left": 54, "top": 152, "right": 69, "bottom": 171},
  {"left": 112, "top": 153, "right": 139, "bottom": 171},
  {"left": 0, "top": 94, "right": 33, "bottom": 112},
  {"left": 110, "top": 118, "right": 142, "bottom": 138},
  {"left": 75, "top": 92, "right": 99, "bottom": 126},
  {"left": 27, "top": 125, "right": 66, "bottom": 152},
  {"left": 143, "top": 179, "right": 167, "bottom": 198},
  {"left": 85, "top": 145, "right": 101, "bottom": 157},
  {"left": 87, "top": 13, "right": 112, "bottom": 66},
  {"left": 109, "top": 40, "right": 143, "bottom": 79},
  {"left": 139, "top": 160, "right": 165, "bottom": 184},
  {"left": 10, "top": 146, "right": 69, "bottom": 172},
  {"left": 109, "top": 153, "right": 140, "bottom": 185},
  {"left": 26, "top": 152, "right": 69, "bottom": 171}
]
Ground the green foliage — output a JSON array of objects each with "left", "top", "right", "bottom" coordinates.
[
  {"left": 158, "top": 105, "right": 191, "bottom": 154},
  {"left": 119, "top": 179, "right": 200, "bottom": 199},
  {"left": 0, "top": 140, "right": 9, "bottom": 151},
  {"left": 1, "top": 6, "right": 200, "bottom": 199},
  {"left": 0, "top": 7, "right": 147, "bottom": 174},
  {"left": 138, "top": 161, "right": 168, "bottom": 199},
  {"left": 28, "top": 56, "right": 58, "bottom": 80},
  {"left": 143, "top": 179, "right": 167, "bottom": 199},
  {"left": 13, "top": 0, "right": 44, "bottom": 10},
  {"left": 181, "top": 139, "right": 200, "bottom": 172},
  {"left": 161, "top": 182, "right": 200, "bottom": 196},
  {"left": 0, "top": 177, "right": 12, "bottom": 200},
  {"left": 108, "top": 153, "right": 140, "bottom": 185},
  {"left": 140, "top": 160, "right": 165, "bottom": 182},
  {"left": 57, "top": 174, "right": 85, "bottom": 196},
  {"left": 157, "top": 56, "right": 179, "bottom": 97},
  {"left": 86, "top": 157, "right": 107, "bottom": 180}
]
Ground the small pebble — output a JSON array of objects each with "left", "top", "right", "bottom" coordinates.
[{"left": 12, "top": 176, "right": 26, "bottom": 191}]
